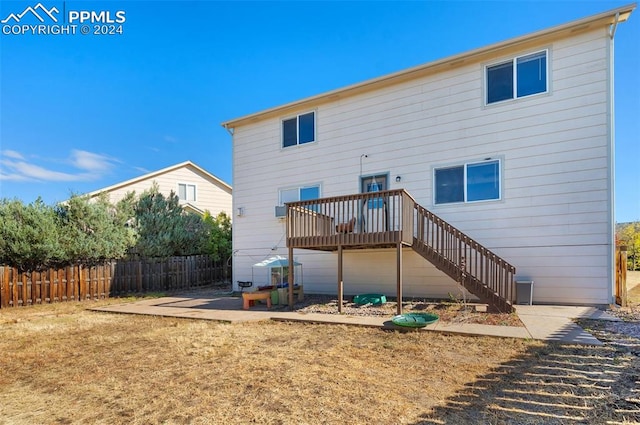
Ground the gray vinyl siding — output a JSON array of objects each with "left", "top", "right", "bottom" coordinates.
[{"left": 232, "top": 26, "right": 614, "bottom": 305}]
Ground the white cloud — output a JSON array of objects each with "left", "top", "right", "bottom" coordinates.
[
  {"left": 1, "top": 150, "right": 25, "bottom": 160},
  {"left": 0, "top": 149, "right": 120, "bottom": 182},
  {"left": 134, "top": 166, "right": 150, "bottom": 174},
  {"left": 70, "top": 149, "right": 117, "bottom": 173},
  {"left": 0, "top": 159, "right": 78, "bottom": 182}
]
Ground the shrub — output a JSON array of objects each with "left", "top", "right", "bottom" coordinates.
[{"left": 0, "top": 198, "right": 63, "bottom": 271}]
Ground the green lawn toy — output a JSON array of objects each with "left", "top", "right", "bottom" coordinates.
[{"left": 391, "top": 312, "right": 439, "bottom": 328}]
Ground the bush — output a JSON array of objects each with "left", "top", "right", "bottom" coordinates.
[
  {"left": 0, "top": 198, "right": 63, "bottom": 271},
  {"left": 56, "top": 194, "right": 131, "bottom": 264},
  {"left": 203, "top": 211, "right": 232, "bottom": 261},
  {"left": 0, "top": 185, "right": 232, "bottom": 269},
  {"left": 131, "top": 184, "right": 208, "bottom": 258}
]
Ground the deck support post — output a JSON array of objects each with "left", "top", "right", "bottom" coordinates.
[
  {"left": 396, "top": 242, "right": 403, "bottom": 315},
  {"left": 288, "top": 246, "right": 294, "bottom": 310},
  {"left": 337, "top": 245, "right": 343, "bottom": 314}
]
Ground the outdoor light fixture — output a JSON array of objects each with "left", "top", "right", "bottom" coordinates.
[
  {"left": 359, "top": 154, "right": 368, "bottom": 178},
  {"left": 396, "top": 175, "right": 402, "bottom": 183},
  {"left": 237, "top": 207, "right": 245, "bottom": 217}
]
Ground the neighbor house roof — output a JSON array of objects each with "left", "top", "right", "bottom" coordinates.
[
  {"left": 86, "top": 160, "right": 232, "bottom": 197},
  {"left": 221, "top": 4, "right": 635, "bottom": 130}
]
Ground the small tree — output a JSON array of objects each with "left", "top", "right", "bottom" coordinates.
[
  {"left": 115, "top": 191, "right": 139, "bottom": 250},
  {"left": 0, "top": 198, "right": 63, "bottom": 271},
  {"left": 202, "top": 211, "right": 232, "bottom": 261},
  {"left": 56, "top": 193, "right": 131, "bottom": 265},
  {"left": 617, "top": 221, "right": 640, "bottom": 270},
  {"left": 133, "top": 184, "right": 208, "bottom": 258}
]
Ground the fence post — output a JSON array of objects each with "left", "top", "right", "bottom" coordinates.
[
  {"left": 616, "top": 245, "right": 628, "bottom": 306},
  {"left": 0, "top": 266, "right": 6, "bottom": 308},
  {"left": 1, "top": 267, "right": 5, "bottom": 308}
]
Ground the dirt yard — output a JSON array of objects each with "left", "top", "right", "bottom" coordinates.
[{"left": 0, "top": 295, "right": 638, "bottom": 424}]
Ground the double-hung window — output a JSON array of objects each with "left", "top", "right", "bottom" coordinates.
[
  {"left": 486, "top": 50, "right": 547, "bottom": 104},
  {"left": 178, "top": 183, "right": 196, "bottom": 202},
  {"left": 282, "top": 111, "right": 315, "bottom": 148},
  {"left": 434, "top": 160, "right": 501, "bottom": 205}
]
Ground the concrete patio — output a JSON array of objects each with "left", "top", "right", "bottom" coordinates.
[{"left": 91, "top": 295, "right": 621, "bottom": 346}]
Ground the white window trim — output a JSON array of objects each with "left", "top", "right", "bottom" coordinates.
[
  {"left": 432, "top": 158, "right": 502, "bottom": 205},
  {"left": 484, "top": 49, "right": 549, "bottom": 106},
  {"left": 281, "top": 110, "right": 317, "bottom": 149},
  {"left": 177, "top": 182, "right": 197, "bottom": 202},
  {"left": 278, "top": 183, "right": 322, "bottom": 205}
]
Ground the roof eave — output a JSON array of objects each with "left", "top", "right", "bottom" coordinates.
[
  {"left": 220, "top": 3, "right": 635, "bottom": 130},
  {"left": 86, "top": 160, "right": 232, "bottom": 198}
]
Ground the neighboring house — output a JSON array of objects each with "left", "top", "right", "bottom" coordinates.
[
  {"left": 222, "top": 5, "right": 635, "bottom": 308},
  {"left": 86, "top": 161, "right": 232, "bottom": 217}
]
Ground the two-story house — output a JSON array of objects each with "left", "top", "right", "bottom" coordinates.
[
  {"left": 222, "top": 5, "right": 635, "bottom": 311},
  {"left": 87, "top": 161, "right": 232, "bottom": 217}
]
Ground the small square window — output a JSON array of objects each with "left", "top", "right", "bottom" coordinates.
[
  {"left": 282, "top": 111, "right": 315, "bottom": 148},
  {"left": 178, "top": 183, "right": 196, "bottom": 202}
]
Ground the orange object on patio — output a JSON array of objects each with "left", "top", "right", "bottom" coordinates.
[{"left": 242, "top": 291, "right": 272, "bottom": 310}]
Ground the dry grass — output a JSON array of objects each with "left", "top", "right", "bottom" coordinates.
[
  {"left": 627, "top": 270, "right": 640, "bottom": 304},
  {"left": 1, "top": 298, "right": 639, "bottom": 424}
]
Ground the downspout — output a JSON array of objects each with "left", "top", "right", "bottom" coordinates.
[
  {"left": 609, "top": 12, "right": 620, "bottom": 39},
  {"left": 223, "top": 122, "right": 235, "bottom": 293},
  {"left": 607, "top": 16, "right": 618, "bottom": 304}
]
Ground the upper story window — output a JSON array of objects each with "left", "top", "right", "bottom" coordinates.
[
  {"left": 434, "top": 159, "right": 501, "bottom": 205},
  {"left": 486, "top": 50, "right": 547, "bottom": 104},
  {"left": 178, "top": 183, "right": 196, "bottom": 202},
  {"left": 282, "top": 111, "right": 315, "bottom": 148}
]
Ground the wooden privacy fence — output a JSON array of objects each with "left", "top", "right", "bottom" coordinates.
[{"left": 0, "top": 255, "right": 227, "bottom": 308}]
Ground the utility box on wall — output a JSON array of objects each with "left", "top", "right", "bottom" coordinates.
[{"left": 516, "top": 280, "right": 534, "bottom": 305}]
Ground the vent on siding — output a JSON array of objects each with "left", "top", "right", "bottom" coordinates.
[{"left": 275, "top": 206, "right": 286, "bottom": 218}]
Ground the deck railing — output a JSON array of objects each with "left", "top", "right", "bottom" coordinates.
[
  {"left": 286, "top": 189, "right": 516, "bottom": 310},
  {"left": 286, "top": 189, "right": 414, "bottom": 250}
]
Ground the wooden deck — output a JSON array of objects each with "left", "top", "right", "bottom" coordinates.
[
  {"left": 285, "top": 189, "right": 516, "bottom": 313},
  {"left": 286, "top": 189, "right": 414, "bottom": 251}
]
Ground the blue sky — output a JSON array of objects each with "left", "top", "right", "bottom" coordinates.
[{"left": 0, "top": 0, "right": 638, "bottom": 222}]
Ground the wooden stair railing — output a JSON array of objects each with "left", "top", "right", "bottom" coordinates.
[{"left": 411, "top": 203, "right": 516, "bottom": 313}]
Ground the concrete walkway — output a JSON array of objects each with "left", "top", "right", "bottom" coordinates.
[{"left": 91, "top": 295, "right": 620, "bottom": 346}]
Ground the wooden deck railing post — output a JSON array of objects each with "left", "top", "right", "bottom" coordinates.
[
  {"left": 338, "top": 245, "right": 344, "bottom": 314},
  {"left": 396, "top": 242, "right": 403, "bottom": 315},
  {"left": 288, "top": 245, "right": 295, "bottom": 309}
]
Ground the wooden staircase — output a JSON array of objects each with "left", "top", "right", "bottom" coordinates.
[
  {"left": 411, "top": 204, "right": 515, "bottom": 312},
  {"left": 286, "top": 189, "right": 516, "bottom": 313}
]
